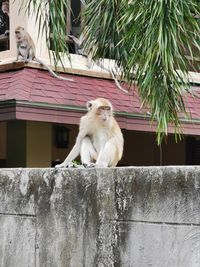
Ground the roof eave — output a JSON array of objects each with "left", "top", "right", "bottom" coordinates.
[{"left": 1, "top": 99, "right": 200, "bottom": 136}]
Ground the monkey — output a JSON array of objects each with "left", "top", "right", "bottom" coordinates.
[
  {"left": 55, "top": 98, "right": 124, "bottom": 168},
  {"left": 14, "top": 26, "right": 73, "bottom": 81},
  {"left": 68, "top": 28, "right": 93, "bottom": 68},
  {"left": 68, "top": 30, "right": 129, "bottom": 94}
]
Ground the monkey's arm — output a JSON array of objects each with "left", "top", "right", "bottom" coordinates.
[
  {"left": 57, "top": 142, "right": 81, "bottom": 168},
  {"left": 16, "top": 44, "right": 20, "bottom": 61},
  {"left": 55, "top": 123, "right": 88, "bottom": 168},
  {"left": 68, "top": 34, "right": 84, "bottom": 46}
]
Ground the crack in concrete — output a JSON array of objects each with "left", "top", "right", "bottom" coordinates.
[
  {"left": 0, "top": 212, "right": 36, "bottom": 218},
  {"left": 112, "top": 219, "right": 200, "bottom": 227}
]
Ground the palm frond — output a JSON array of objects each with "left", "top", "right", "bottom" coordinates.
[
  {"left": 83, "top": 0, "right": 200, "bottom": 143},
  {"left": 20, "top": 0, "right": 71, "bottom": 68},
  {"left": 125, "top": 0, "right": 199, "bottom": 142},
  {"left": 20, "top": 0, "right": 200, "bottom": 143}
]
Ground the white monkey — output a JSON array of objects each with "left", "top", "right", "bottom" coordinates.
[
  {"left": 69, "top": 31, "right": 128, "bottom": 94},
  {"left": 56, "top": 98, "right": 124, "bottom": 168},
  {"left": 14, "top": 26, "right": 73, "bottom": 81}
]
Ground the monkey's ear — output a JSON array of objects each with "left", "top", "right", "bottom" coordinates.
[{"left": 86, "top": 101, "right": 92, "bottom": 111}]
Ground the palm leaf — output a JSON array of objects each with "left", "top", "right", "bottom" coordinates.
[
  {"left": 83, "top": 0, "right": 200, "bottom": 143},
  {"left": 20, "top": 0, "right": 71, "bottom": 68},
  {"left": 20, "top": 0, "right": 200, "bottom": 143}
]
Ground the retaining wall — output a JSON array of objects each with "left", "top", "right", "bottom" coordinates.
[{"left": 0, "top": 167, "right": 200, "bottom": 266}]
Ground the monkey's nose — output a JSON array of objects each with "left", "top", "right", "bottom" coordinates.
[{"left": 102, "top": 116, "right": 108, "bottom": 121}]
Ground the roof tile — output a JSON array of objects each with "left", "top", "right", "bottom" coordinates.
[{"left": 0, "top": 68, "right": 200, "bottom": 121}]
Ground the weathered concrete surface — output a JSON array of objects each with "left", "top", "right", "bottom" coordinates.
[{"left": 0, "top": 167, "right": 200, "bottom": 266}]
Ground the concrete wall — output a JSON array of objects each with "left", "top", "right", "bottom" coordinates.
[{"left": 0, "top": 167, "right": 200, "bottom": 267}]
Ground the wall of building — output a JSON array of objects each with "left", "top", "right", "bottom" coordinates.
[
  {"left": 51, "top": 124, "right": 78, "bottom": 165},
  {"left": 6, "top": 120, "right": 52, "bottom": 167},
  {"left": 4, "top": 121, "right": 79, "bottom": 167},
  {"left": 1, "top": 0, "right": 199, "bottom": 84},
  {"left": 51, "top": 126, "right": 187, "bottom": 167},
  {"left": 0, "top": 0, "right": 27, "bottom": 60},
  {"left": 7, "top": 120, "right": 27, "bottom": 167},
  {"left": 121, "top": 131, "right": 157, "bottom": 166},
  {"left": 121, "top": 130, "right": 186, "bottom": 166},
  {"left": 26, "top": 121, "right": 52, "bottom": 167},
  {"left": 2, "top": 121, "right": 188, "bottom": 167},
  {"left": 0, "top": 0, "right": 117, "bottom": 76},
  {"left": 162, "top": 136, "right": 186, "bottom": 165},
  {"left": 0, "top": 167, "right": 199, "bottom": 266}
]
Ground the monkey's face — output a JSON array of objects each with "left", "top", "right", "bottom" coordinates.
[
  {"left": 87, "top": 98, "right": 113, "bottom": 123},
  {"left": 15, "top": 27, "right": 24, "bottom": 42},
  {"left": 96, "top": 106, "right": 112, "bottom": 122},
  {"left": 15, "top": 31, "right": 22, "bottom": 42}
]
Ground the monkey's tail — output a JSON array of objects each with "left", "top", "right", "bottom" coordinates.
[
  {"left": 34, "top": 57, "right": 73, "bottom": 82},
  {"left": 96, "top": 61, "right": 129, "bottom": 94},
  {"left": 110, "top": 69, "right": 129, "bottom": 94}
]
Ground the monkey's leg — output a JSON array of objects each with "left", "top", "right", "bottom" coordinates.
[
  {"left": 96, "top": 140, "right": 117, "bottom": 167},
  {"left": 24, "top": 54, "right": 28, "bottom": 63},
  {"left": 80, "top": 136, "right": 97, "bottom": 165}
]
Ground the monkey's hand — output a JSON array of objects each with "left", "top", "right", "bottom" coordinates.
[
  {"left": 68, "top": 34, "right": 74, "bottom": 39},
  {"left": 55, "top": 162, "right": 75, "bottom": 169},
  {"left": 68, "top": 34, "right": 77, "bottom": 42}
]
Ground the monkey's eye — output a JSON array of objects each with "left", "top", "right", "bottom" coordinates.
[{"left": 99, "top": 106, "right": 111, "bottom": 111}]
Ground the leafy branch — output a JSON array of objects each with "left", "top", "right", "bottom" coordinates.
[{"left": 20, "top": 0, "right": 200, "bottom": 143}]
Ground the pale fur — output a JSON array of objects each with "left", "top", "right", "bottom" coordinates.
[
  {"left": 14, "top": 26, "right": 73, "bottom": 81},
  {"left": 56, "top": 98, "right": 124, "bottom": 168}
]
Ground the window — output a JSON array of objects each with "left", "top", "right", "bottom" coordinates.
[
  {"left": 50, "top": 0, "right": 82, "bottom": 54},
  {"left": 0, "top": 0, "right": 9, "bottom": 51},
  {"left": 54, "top": 125, "right": 69, "bottom": 149},
  {"left": 70, "top": 0, "right": 82, "bottom": 36}
]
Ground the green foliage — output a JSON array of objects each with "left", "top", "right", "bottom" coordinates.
[
  {"left": 83, "top": 0, "right": 200, "bottom": 143},
  {"left": 20, "top": 0, "right": 71, "bottom": 68},
  {"left": 21, "top": 0, "right": 200, "bottom": 143}
]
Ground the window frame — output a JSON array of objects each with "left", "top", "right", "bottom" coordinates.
[{"left": 50, "top": 0, "right": 83, "bottom": 54}]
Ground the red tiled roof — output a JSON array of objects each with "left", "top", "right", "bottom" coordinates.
[
  {"left": 0, "top": 67, "right": 200, "bottom": 134},
  {"left": 0, "top": 68, "right": 140, "bottom": 113}
]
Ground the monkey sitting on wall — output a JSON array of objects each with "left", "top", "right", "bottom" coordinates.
[
  {"left": 14, "top": 26, "right": 73, "bottom": 81},
  {"left": 55, "top": 98, "right": 124, "bottom": 168}
]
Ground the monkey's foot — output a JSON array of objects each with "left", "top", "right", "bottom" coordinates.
[
  {"left": 83, "top": 163, "right": 96, "bottom": 168},
  {"left": 54, "top": 162, "right": 75, "bottom": 169}
]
